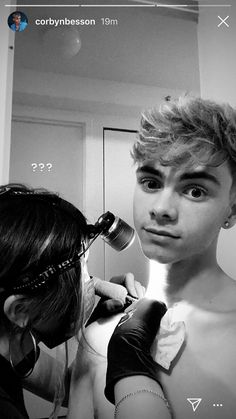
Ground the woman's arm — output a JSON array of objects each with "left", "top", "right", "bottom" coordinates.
[
  {"left": 68, "top": 314, "right": 124, "bottom": 419},
  {"left": 114, "top": 376, "right": 171, "bottom": 419},
  {"left": 23, "top": 276, "right": 145, "bottom": 414},
  {"left": 105, "top": 298, "right": 171, "bottom": 419}
]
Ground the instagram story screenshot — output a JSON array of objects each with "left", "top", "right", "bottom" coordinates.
[{"left": 0, "top": 1, "right": 236, "bottom": 418}]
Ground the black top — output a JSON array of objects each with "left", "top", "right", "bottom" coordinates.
[{"left": 0, "top": 354, "right": 29, "bottom": 419}]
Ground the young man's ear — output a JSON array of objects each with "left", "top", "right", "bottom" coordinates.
[{"left": 3, "top": 295, "right": 29, "bottom": 328}]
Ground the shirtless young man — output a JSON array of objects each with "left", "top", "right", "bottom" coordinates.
[{"left": 68, "top": 96, "right": 236, "bottom": 419}]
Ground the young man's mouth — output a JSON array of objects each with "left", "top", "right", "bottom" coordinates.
[{"left": 144, "top": 227, "right": 181, "bottom": 239}]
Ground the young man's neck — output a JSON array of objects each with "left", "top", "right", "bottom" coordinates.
[{"left": 162, "top": 252, "right": 230, "bottom": 310}]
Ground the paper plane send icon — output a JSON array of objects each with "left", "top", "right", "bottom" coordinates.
[{"left": 187, "top": 398, "right": 202, "bottom": 412}]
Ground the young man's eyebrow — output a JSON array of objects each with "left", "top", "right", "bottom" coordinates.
[
  {"left": 136, "top": 167, "right": 221, "bottom": 186},
  {"left": 179, "top": 171, "right": 221, "bottom": 186},
  {"left": 136, "top": 166, "right": 164, "bottom": 178}
]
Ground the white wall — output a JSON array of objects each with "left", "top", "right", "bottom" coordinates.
[
  {"left": 198, "top": 4, "right": 236, "bottom": 279},
  {"left": 198, "top": 5, "right": 236, "bottom": 105},
  {"left": 0, "top": 2, "right": 14, "bottom": 184},
  {"left": 13, "top": 5, "right": 199, "bottom": 92},
  {"left": 13, "top": 68, "right": 185, "bottom": 118}
]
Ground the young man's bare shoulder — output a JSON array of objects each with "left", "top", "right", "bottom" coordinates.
[{"left": 83, "top": 312, "right": 124, "bottom": 360}]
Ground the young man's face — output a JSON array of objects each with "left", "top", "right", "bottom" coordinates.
[
  {"left": 13, "top": 15, "right": 21, "bottom": 25},
  {"left": 133, "top": 160, "right": 234, "bottom": 264}
]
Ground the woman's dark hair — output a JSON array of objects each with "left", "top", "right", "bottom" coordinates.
[{"left": 0, "top": 183, "right": 88, "bottom": 334}]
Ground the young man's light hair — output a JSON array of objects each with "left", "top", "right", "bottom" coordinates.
[{"left": 132, "top": 96, "right": 236, "bottom": 177}]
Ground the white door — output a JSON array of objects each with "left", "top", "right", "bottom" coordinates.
[
  {"left": 10, "top": 117, "right": 84, "bottom": 209},
  {"left": 103, "top": 128, "right": 149, "bottom": 287},
  {"left": 9, "top": 114, "right": 85, "bottom": 419}
]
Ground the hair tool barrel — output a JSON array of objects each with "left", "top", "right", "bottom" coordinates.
[{"left": 88, "top": 211, "right": 135, "bottom": 251}]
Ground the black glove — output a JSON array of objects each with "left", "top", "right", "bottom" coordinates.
[{"left": 105, "top": 298, "right": 167, "bottom": 404}]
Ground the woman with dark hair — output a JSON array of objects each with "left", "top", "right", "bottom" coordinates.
[{"left": 0, "top": 183, "right": 144, "bottom": 419}]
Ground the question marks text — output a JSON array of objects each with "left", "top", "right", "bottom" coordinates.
[{"left": 31, "top": 163, "right": 53, "bottom": 172}]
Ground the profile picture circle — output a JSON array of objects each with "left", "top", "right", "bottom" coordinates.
[{"left": 8, "top": 11, "right": 28, "bottom": 32}]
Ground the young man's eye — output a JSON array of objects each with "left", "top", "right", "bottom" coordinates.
[
  {"left": 137, "top": 178, "right": 160, "bottom": 191},
  {"left": 183, "top": 185, "right": 208, "bottom": 199}
]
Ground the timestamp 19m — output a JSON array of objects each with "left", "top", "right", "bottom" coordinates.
[{"left": 101, "top": 17, "right": 118, "bottom": 26}]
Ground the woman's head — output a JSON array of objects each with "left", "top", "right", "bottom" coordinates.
[{"left": 0, "top": 184, "right": 91, "bottom": 347}]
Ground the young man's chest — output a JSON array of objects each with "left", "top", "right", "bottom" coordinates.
[
  {"left": 69, "top": 306, "right": 236, "bottom": 419},
  {"left": 159, "top": 308, "right": 236, "bottom": 419}
]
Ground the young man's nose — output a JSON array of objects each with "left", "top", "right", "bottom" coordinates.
[{"left": 149, "top": 190, "right": 178, "bottom": 222}]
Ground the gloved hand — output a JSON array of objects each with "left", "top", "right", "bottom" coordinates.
[
  {"left": 86, "top": 274, "right": 145, "bottom": 326},
  {"left": 104, "top": 297, "right": 167, "bottom": 404}
]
